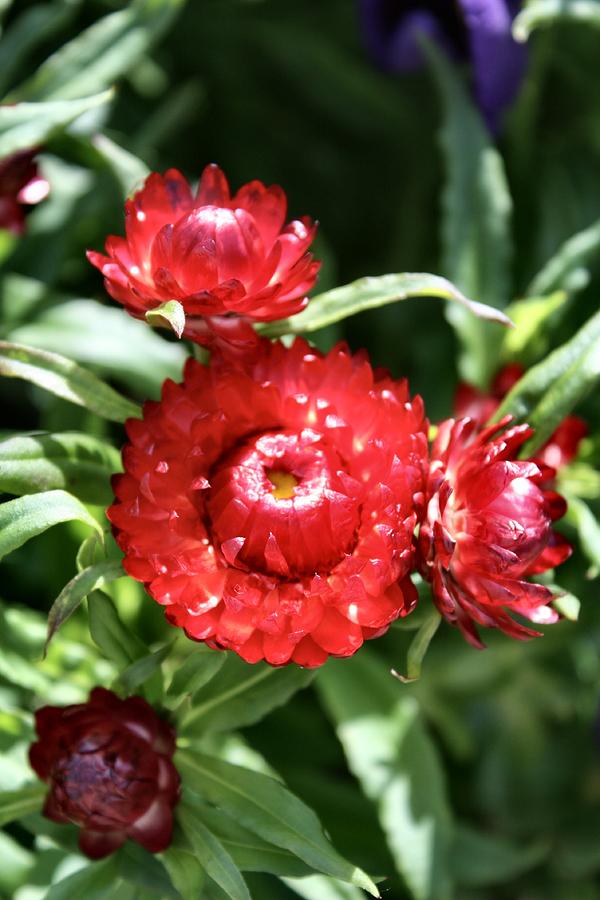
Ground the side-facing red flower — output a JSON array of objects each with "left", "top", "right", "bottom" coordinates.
[
  {"left": 418, "top": 417, "right": 572, "bottom": 647},
  {"left": 87, "top": 164, "right": 320, "bottom": 346},
  {"left": 0, "top": 149, "right": 49, "bottom": 234},
  {"left": 108, "top": 338, "right": 428, "bottom": 667},
  {"left": 29, "top": 688, "right": 180, "bottom": 860},
  {"left": 454, "top": 362, "right": 587, "bottom": 470}
]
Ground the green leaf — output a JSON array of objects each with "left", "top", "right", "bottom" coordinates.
[
  {"left": 424, "top": 41, "right": 513, "bottom": 385},
  {"left": 0, "top": 341, "right": 141, "bottom": 422},
  {"left": 13, "top": 0, "right": 186, "bottom": 101},
  {"left": 166, "top": 647, "right": 227, "bottom": 701},
  {"left": 551, "top": 588, "right": 581, "bottom": 622},
  {"left": 513, "top": 0, "right": 600, "bottom": 41},
  {"left": 0, "top": 784, "right": 46, "bottom": 826},
  {"left": 0, "top": 829, "right": 34, "bottom": 895},
  {"left": 0, "top": 489, "right": 101, "bottom": 562},
  {"left": 44, "top": 857, "right": 121, "bottom": 900},
  {"left": 500, "top": 292, "right": 568, "bottom": 363},
  {"left": 526, "top": 218, "right": 600, "bottom": 297},
  {"left": 179, "top": 654, "right": 314, "bottom": 735},
  {"left": 260, "top": 272, "right": 511, "bottom": 338},
  {"left": 185, "top": 795, "right": 313, "bottom": 877},
  {"left": 162, "top": 839, "right": 206, "bottom": 899},
  {"left": 450, "top": 824, "right": 548, "bottom": 887},
  {"left": 178, "top": 801, "right": 252, "bottom": 900},
  {"left": 0, "top": 91, "right": 113, "bottom": 159},
  {"left": 9, "top": 301, "right": 186, "bottom": 399},
  {"left": 45, "top": 559, "right": 124, "bottom": 653},
  {"left": 283, "top": 875, "right": 366, "bottom": 900},
  {"left": 114, "top": 642, "right": 175, "bottom": 694},
  {"left": 116, "top": 842, "right": 181, "bottom": 898},
  {"left": 393, "top": 607, "right": 442, "bottom": 684},
  {"left": 317, "top": 652, "right": 453, "bottom": 900},
  {"left": 563, "top": 496, "right": 600, "bottom": 575},
  {"left": 146, "top": 300, "right": 186, "bottom": 339},
  {"left": 175, "top": 750, "right": 379, "bottom": 896},
  {"left": 0, "top": 431, "right": 120, "bottom": 504},
  {"left": 88, "top": 591, "right": 147, "bottom": 668},
  {"left": 495, "top": 308, "right": 600, "bottom": 451}
]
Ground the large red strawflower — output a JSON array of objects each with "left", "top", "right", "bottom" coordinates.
[
  {"left": 87, "top": 164, "right": 320, "bottom": 346},
  {"left": 0, "top": 149, "right": 49, "bottom": 234},
  {"left": 29, "top": 688, "right": 180, "bottom": 860},
  {"left": 108, "top": 338, "right": 428, "bottom": 667},
  {"left": 418, "top": 416, "right": 571, "bottom": 647},
  {"left": 454, "top": 362, "right": 587, "bottom": 470}
]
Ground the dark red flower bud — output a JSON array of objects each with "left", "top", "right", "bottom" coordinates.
[
  {"left": 29, "top": 688, "right": 180, "bottom": 860},
  {"left": 87, "top": 164, "right": 320, "bottom": 347},
  {"left": 0, "top": 149, "right": 49, "bottom": 235},
  {"left": 418, "top": 417, "right": 572, "bottom": 647}
]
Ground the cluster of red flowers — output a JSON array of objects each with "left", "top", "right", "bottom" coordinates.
[
  {"left": 28, "top": 164, "right": 581, "bottom": 862},
  {"left": 92, "top": 166, "right": 577, "bottom": 662}
]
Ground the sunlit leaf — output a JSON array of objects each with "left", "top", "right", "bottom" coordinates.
[
  {"left": 178, "top": 800, "right": 252, "bottom": 900},
  {"left": 260, "top": 272, "right": 510, "bottom": 339},
  {"left": 175, "top": 750, "right": 380, "bottom": 896},
  {"left": 0, "top": 783, "right": 46, "bottom": 827},
  {"left": 0, "top": 341, "right": 140, "bottom": 422},
  {"left": 45, "top": 559, "right": 124, "bottom": 653},
  {"left": 0, "top": 431, "right": 120, "bottom": 505},
  {"left": 513, "top": 0, "right": 600, "bottom": 41},
  {"left": 0, "top": 91, "right": 113, "bottom": 158},
  {"left": 317, "top": 652, "right": 453, "bottom": 900},
  {"left": 0, "top": 489, "right": 101, "bottom": 562},
  {"left": 526, "top": 218, "right": 600, "bottom": 297}
]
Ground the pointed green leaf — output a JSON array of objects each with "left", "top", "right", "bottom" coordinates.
[
  {"left": 175, "top": 750, "right": 379, "bottom": 896},
  {"left": 495, "top": 308, "right": 600, "bottom": 451},
  {"left": 0, "top": 489, "right": 101, "bottom": 562},
  {"left": 513, "top": 0, "right": 600, "bottom": 41},
  {"left": 284, "top": 875, "right": 366, "bottom": 900},
  {"left": 179, "top": 654, "right": 314, "bottom": 735},
  {"left": 162, "top": 839, "right": 206, "bottom": 899},
  {"left": 562, "top": 496, "right": 600, "bottom": 574},
  {"left": 178, "top": 801, "right": 251, "bottom": 900},
  {"left": 146, "top": 300, "right": 186, "bottom": 339},
  {"left": 0, "top": 341, "right": 140, "bottom": 422},
  {"left": 0, "top": 431, "right": 120, "bottom": 504},
  {"left": 45, "top": 559, "right": 124, "bottom": 653},
  {"left": 0, "top": 90, "right": 113, "bottom": 158},
  {"left": 184, "top": 795, "right": 313, "bottom": 877},
  {"left": 0, "top": 783, "right": 46, "bottom": 826},
  {"left": 9, "top": 299, "right": 186, "bottom": 398},
  {"left": 260, "top": 272, "right": 510, "bottom": 338},
  {"left": 500, "top": 292, "right": 568, "bottom": 363},
  {"left": 526, "top": 218, "right": 600, "bottom": 297},
  {"left": 317, "top": 652, "right": 453, "bottom": 900}
]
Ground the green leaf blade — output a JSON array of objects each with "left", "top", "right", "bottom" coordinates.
[{"left": 0, "top": 489, "right": 101, "bottom": 562}]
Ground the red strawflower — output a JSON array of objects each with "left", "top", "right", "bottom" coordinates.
[
  {"left": 0, "top": 149, "right": 49, "bottom": 234},
  {"left": 418, "top": 416, "right": 572, "bottom": 647},
  {"left": 29, "top": 688, "right": 180, "bottom": 860},
  {"left": 108, "top": 338, "right": 428, "bottom": 667},
  {"left": 454, "top": 362, "right": 587, "bottom": 470},
  {"left": 87, "top": 164, "right": 320, "bottom": 347}
]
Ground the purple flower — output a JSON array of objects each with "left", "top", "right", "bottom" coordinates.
[{"left": 358, "top": 0, "right": 527, "bottom": 132}]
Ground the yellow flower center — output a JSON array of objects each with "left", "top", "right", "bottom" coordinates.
[{"left": 268, "top": 470, "right": 298, "bottom": 500}]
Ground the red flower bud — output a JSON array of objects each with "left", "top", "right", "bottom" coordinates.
[
  {"left": 29, "top": 688, "right": 180, "bottom": 860},
  {"left": 87, "top": 164, "right": 320, "bottom": 345},
  {"left": 0, "top": 149, "right": 49, "bottom": 235},
  {"left": 418, "top": 417, "right": 572, "bottom": 647},
  {"left": 108, "top": 338, "right": 428, "bottom": 667}
]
